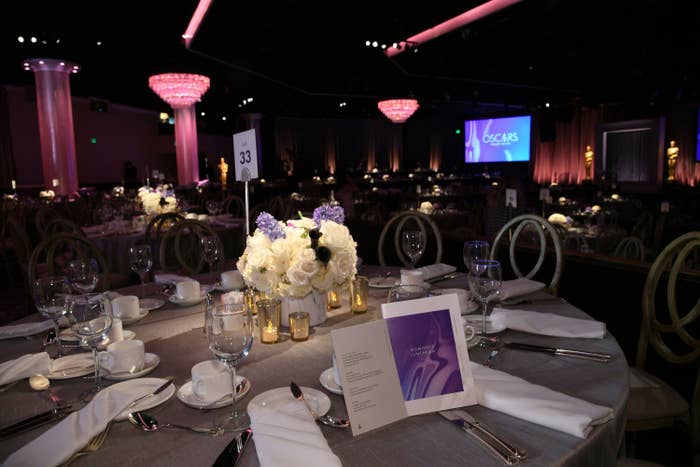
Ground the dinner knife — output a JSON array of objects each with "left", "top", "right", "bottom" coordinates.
[
  {"left": 0, "top": 405, "right": 73, "bottom": 439},
  {"left": 503, "top": 342, "right": 612, "bottom": 362},
  {"left": 211, "top": 429, "right": 253, "bottom": 467},
  {"left": 126, "top": 376, "right": 175, "bottom": 410},
  {"left": 439, "top": 411, "right": 520, "bottom": 465},
  {"left": 452, "top": 410, "right": 527, "bottom": 462}
]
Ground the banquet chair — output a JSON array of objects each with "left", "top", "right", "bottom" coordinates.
[
  {"left": 144, "top": 212, "right": 185, "bottom": 241},
  {"left": 0, "top": 216, "right": 32, "bottom": 293},
  {"left": 158, "top": 219, "right": 224, "bottom": 275},
  {"left": 43, "top": 218, "right": 83, "bottom": 237},
  {"left": 34, "top": 205, "right": 66, "bottom": 239},
  {"left": 378, "top": 210, "right": 443, "bottom": 267},
  {"left": 489, "top": 214, "right": 563, "bottom": 295},
  {"left": 625, "top": 231, "right": 700, "bottom": 465},
  {"left": 613, "top": 236, "right": 646, "bottom": 262},
  {"left": 224, "top": 194, "right": 244, "bottom": 217}
]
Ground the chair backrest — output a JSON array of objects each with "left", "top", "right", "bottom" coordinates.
[
  {"left": 0, "top": 216, "right": 32, "bottom": 290},
  {"left": 158, "top": 219, "right": 224, "bottom": 275},
  {"left": 613, "top": 236, "right": 646, "bottom": 261},
  {"left": 144, "top": 212, "right": 185, "bottom": 241},
  {"left": 377, "top": 210, "right": 443, "bottom": 267},
  {"left": 35, "top": 206, "right": 66, "bottom": 238},
  {"left": 489, "top": 214, "right": 564, "bottom": 295},
  {"left": 28, "top": 232, "right": 111, "bottom": 290},
  {"left": 44, "top": 217, "right": 83, "bottom": 237},
  {"left": 635, "top": 231, "right": 700, "bottom": 370},
  {"left": 224, "top": 195, "right": 245, "bottom": 217}
]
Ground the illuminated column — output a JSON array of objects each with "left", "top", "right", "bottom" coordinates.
[
  {"left": 148, "top": 73, "right": 210, "bottom": 186},
  {"left": 23, "top": 58, "right": 80, "bottom": 195}
]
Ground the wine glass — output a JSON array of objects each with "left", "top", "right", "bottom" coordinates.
[
  {"left": 32, "top": 276, "right": 71, "bottom": 358},
  {"left": 206, "top": 302, "right": 254, "bottom": 431},
  {"left": 69, "top": 293, "right": 112, "bottom": 396},
  {"left": 463, "top": 240, "right": 490, "bottom": 272},
  {"left": 468, "top": 259, "right": 502, "bottom": 347},
  {"left": 201, "top": 235, "right": 222, "bottom": 274},
  {"left": 401, "top": 230, "right": 426, "bottom": 268},
  {"left": 66, "top": 258, "right": 99, "bottom": 294},
  {"left": 128, "top": 244, "right": 153, "bottom": 297}
]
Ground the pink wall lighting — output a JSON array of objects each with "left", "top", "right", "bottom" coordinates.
[
  {"left": 24, "top": 58, "right": 80, "bottom": 195},
  {"left": 149, "top": 73, "right": 210, "bottom": 185},
  {"left": 378, "top": 99, "right": 419, "bottom": 123}
]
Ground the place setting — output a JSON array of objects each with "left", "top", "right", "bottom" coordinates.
[
  {"left": 97, "top": 339, "right": 161, "bottom": 381},
  {"left": 167, "top": 279, "right": 207, "bottom": 307},
  {"left": 112, "top": 295, "right": 149, "bottom": 325},
  {"left": 177, "top": 360, "right": 251, "bottom": 409}
]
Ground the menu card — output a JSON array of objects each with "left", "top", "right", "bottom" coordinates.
[{"left": 331, "top": 294, "right": 476, "bottom": 436}]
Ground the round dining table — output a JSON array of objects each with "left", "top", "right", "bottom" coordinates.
[{"left": 0, "top": 265, "right": 629, "bottom": 466}]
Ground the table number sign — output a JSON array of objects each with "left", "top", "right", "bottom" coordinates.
[
  {"left": 232, "top": 129, "right": 259, "bottom": 182},
  {"left": 331, "top": 294, "right": 476, "bottom": 436}
]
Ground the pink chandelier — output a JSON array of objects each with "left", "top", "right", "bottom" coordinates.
[
  {"left": 148, "top": 73, "right": 210, "bottom": 108},
  {"left": 377, "top": 99, "right": 419, "bottom": 123}
]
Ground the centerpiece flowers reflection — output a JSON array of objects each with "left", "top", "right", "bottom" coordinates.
[
  {"left": 237, "top": 205, "right": 358, "bottom": 326},
  {"left": 137, "top": 184, "right": 178, "bottom": 216}
]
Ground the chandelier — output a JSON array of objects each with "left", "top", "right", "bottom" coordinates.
[
  {"left": 148, "top": 73, "right": 210, "bottom": 108},
  {"left": 377, "top": 99, "right": 419, "bottom": 123}
]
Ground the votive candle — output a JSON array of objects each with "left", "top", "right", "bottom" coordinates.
[
  {"left": 351, "top": 276, "right": 368, "bottom": 313},
  {"left": 327, "top": 289, "right": 342, "bottom": 309},
  {"left": 257, "top": 298, "right": 281, "bottom": 344},
  {"left": 289, "top": 311, "right": 310, "bottom": 341}
]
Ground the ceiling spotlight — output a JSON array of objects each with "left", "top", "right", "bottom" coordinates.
[
  {"left": 392, "top": 42, "right": 398, "bottom": 48},
  {"left": 200, "top": 111, "right": 205, "bottom": 116},
  {"left": 17, "top": 36, "right": 24, "bottom": 43},
  {"left": 222, "top": 116, "right": 227, "bottom": 121},
  {"left": 545, "top": 102, "right": 550, "bottom": 108},
  {"left": 38, "top": 60, "right": 44, "bottom": 65},
  {"left": 365, "top": 40, "right": 370, "bottom": 46},
  {"left": 372, "top": 41, "right": 378, "bottom": 48},
  {"left": 30, "top": 36, "right": 37, "bottom": 43},
  {"left": 381, "top": 44, "right": 386, "bottom": 49},
  {"left": 247, "top": 97, "right": 253, "bottom": 103},
  {"left": 96, "top": 41, "right": 102, "bottom": 46},
  {"left": 59, "top": 62, "right": 65, "bottom": 66},
  {"left": 56, "top": 38, "right": 60, "bottom": 44},
  {"left": 41, "top": 40, "right": 47, "bottom": 44}
]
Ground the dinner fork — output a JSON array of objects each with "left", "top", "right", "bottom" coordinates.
[{"left": 60, "top": 421, "right": 112, "bottom": 466}]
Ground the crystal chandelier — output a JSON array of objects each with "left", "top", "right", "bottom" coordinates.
[
  {"left": 377, "top": 99, "right": 419, "bottom": 123},
  {"left": 148, "top": 73, "right": 210, "bottom": 108}
]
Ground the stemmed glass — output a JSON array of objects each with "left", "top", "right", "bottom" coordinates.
[
  {"left": 468, "top": 259, "right": 502, "bottom": 347},
  {"left": 128, "top": 245, "right": 153, "bottom": 297},
  {"left": 206, "top": 302, "right": 254, "bottom": 431},
  {"left": 66, "top": 259, "right": 99, "bottom": 295},
  {"left": 32, "top": 276, "right": 71, "bottom": 358},
  {"left": 69, "top": 293, "right": 112, "bottom": 396},
  {"left": 201, "top": 235, "right": 222, "bottom": 274},
  {"left": 401, "top": 230, "right": 426, "bottom": 268},
  {"left": 463, "top": 240, "right": 490, "bottom": 273}
]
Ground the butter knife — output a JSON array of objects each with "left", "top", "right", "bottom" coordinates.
[
  {"left": 503, "top": 342, "right": 612, "bottom": 362},
  {"left": 212, "top": 428, "right": 252, "bottom": 467},
  {"left": 0, "top": 405, "right": 72, "bottom": 439},
  {"left": 439, "top": 411, "right": 520, "bottom": 465},
  {"left": 126, "top": 377, "right": 175, "bottom": 410}
]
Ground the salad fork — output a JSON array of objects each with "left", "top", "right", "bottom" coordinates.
[{"left": 60, "top": 421, "right": 111, "bottom": 466}]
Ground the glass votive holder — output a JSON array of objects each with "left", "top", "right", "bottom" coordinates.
[
  {"left": 257, "top": 298, "right": 281, "bottom": 344},
  {"left": 350, "top": 275, "right": 368, "bottom": 313},
  {"left": 327, "top": 288, "right": 342, "bottom": 309},
  {"left": 245, "top": 288, "right": 268, "bottom": 315},
  {"left": 289, "top": 311, "right": 310, "bottom": 341}
]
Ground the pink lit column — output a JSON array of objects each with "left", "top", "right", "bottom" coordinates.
[
  {"left": 149, "top": 73, "right": 210, "bottom": 186},
  {"left": 23, "top": 58, "right": 80, "bottom": 195}
]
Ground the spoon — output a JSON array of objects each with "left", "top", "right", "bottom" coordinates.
[
  {"left": 128, "top": 411, "right": 224, "bottom": 436},
  {"left": 202, "top": 379, "right": 247, "bottom": 411},
  {"left": 40, "top": 329, "right": 57, "bottom": 354},
  {"left": 289, "top": 382, "right": 350, "bottom": 429}
]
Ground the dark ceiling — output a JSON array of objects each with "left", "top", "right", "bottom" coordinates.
[{"left": 2, "top": 0, "right": 699, "bottom": 129}]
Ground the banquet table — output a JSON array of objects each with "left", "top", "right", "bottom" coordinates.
[{"left": 0, "top": 265, "right": 629, "bottom": 467}]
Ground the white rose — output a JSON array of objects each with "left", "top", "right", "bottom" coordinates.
[
  {"left": 311, "top": 261, "right": 339, "bottom": 291},
  {"left": 319, "top": 222, "right": 354, "bottom": 250},
  {"left": 246, "top": 247, "right": 274, "bottom": 270},
  {"left": 287, "top": 248, "right": 319, "bottom": 287}
]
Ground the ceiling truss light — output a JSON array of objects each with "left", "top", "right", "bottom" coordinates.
[
  {"left": 378, "top": 99, "right": 419, "bottom": 123},
  {"left": 182, "top": 0, "right": 213, "bottom": 48}
]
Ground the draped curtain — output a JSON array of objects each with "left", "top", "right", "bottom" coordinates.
[
  {"left": 388, "top": 126, "right": 402, "bottom": 171},
  {"left": 429, "top": 128, "right": 442, "bottom": 171},
  {"left": 366, "top": 124, "right": 376, "bottom": 172},
  {"left": 0, "top": 87, "right": 15, "bottom": 187},
  {"left": 667, "top": 108, "right": 699, "bottom": 186},
  {"left": 274, "top": 118, "right": 298, "bottom": 176},
  {"left": 322, "top": 126, "right": 337, "bottom": 174},
  {"left": 533, "top": 106, "right": 601, "bottom": 185}
]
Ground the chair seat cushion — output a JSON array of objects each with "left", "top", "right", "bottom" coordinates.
[{"left": 626, "top": 367, "right": 689, "bottom": 430}]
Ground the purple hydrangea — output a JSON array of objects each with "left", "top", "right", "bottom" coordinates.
[
  {"left": 256, "top": 212, "right": 286, "bottom": 240},
  {"left": 313, "top": 205, "right": 345, "bottom": 226}
]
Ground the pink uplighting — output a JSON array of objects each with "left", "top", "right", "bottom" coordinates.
[
  {"left": 182, "top": 0, "right": 213, "bottom": 48},
  {"left": 378, "top": 99, "right": 419, "bottom": 123},
  {"left": 149, "top": 73, "right": 210, "bottom": 185},
  {"left": 385, "top": 0, "right": 523, "bottom": 57}
]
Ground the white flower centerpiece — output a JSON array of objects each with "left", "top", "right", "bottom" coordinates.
[
  {"left": 137, "top": 184, "right": 178, "bottom": 216},
  {"left": 237, "top": 205, "right": 358, "bottom": 326}
]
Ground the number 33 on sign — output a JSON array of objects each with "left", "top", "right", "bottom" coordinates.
[{"left": 233, "top": 129, "right": 259, "bottom": 182}]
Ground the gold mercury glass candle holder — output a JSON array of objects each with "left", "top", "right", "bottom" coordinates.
[
  {"left": 257, "top": 298, "right": 281, "bottom": 344},
  {"left": 289, "top": 311, "right": 310, "bottom": 341},
  {"left": 326, "top": 288, "right": 342, "bottom": 309},
  {"left": 350, "top": 275, "right": 368, "bottom": 313},
  {"left": 245, "top": 288, "right": 267, "bottom": 315}
]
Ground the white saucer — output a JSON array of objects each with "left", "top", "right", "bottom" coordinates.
[
  {"left": 119, "top": 309, "right": 149, "bottom": 326},
  {"left": 368, "top": 277, "right": 400, "bottom": 289},
  {"left": 462, "top": 315, "right": 507, "bottom": 334},
  {"left": 103, "top": 377, "right": 176, "bottom": 421},
  {"left": 140, "top": 298, "right": 165, "bottom": 311},
  {"left": 168, "top": 293, "right": 206, "bottom": 307},
  {"left": 319, "top": 368, "right": 343, "bottom": 395},
  {"left": 177, "top": 375, "right": 250, "bottom": 409},
  {"left": 101, "top": 353, "right": 160, "bottom": 381},
  {"left": 214, "top": 283, "right": 245, "bottom": 293},
  {"left": 47, "top": 354, "right": 96, "bottom": 380},
  {"left": 248, "top": 386, "right": 330, "bottom": 416}
]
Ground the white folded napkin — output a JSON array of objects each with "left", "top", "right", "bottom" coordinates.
[
  {"left": 0, "top": 353, "right": 51, "bottom": 386},
  {"left": 154, "top": 273, "right": 191, "bottom": 284},
  {"left": 0, "top": 321, "right": 54, "bottom": 340},
  {"left": 471, "top": 362, "right": 613, "bottom": 438},
  {"left": 416, "top": 263, "right": 456, "bottom": 280},
  {"left": 490, "top": 308, "right": 606, "bottom": 338},
  {"left": 49, "top": 353, "right": 95, "bottom": 375},
  {"left": 5, "top": 378, "right": 169, "bottom": 467},
  {"left": 249, "top": 400, "right": 342, "bottom": 467},
  {"left": 497, "top": 278, "right": 546, "bottom": 301}
]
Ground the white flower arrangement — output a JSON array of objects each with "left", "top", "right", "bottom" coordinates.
[
  {"left": 39, "top": 189, "right": 55, "bottom": 199},
  {"left": 236, "top": 207, "right": 358, "bottom": 299},
  {"left": 137, "top": 184, "right": 178, "bottom": 215}
]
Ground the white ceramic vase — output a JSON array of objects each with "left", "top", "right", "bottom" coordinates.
[{"left": 280, "top": 290, "right": 327, "bottom": 327}]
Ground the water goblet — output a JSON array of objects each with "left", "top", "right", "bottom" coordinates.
[
  {"left": 128, "top": 244, "right": 153, "bottom": 297},
  {"left": 69, "top": 293, "right": 112, "bottom": 396},
  {"left": 205, "top": 302, "right": 254, "bottom": 431},
  {"left": 201, "top": 235, "right": 222, "bottom": 274},
  {"left": 32, "top": 276, "right": 71, "bottom": 358},
  {"left": 401, "top": 230, "right": 426, "bottom": 268},
  {"left": 66, "top": 258, "right": 100, "bottom": 294},
  {"left": 463, "top": 240, "right": 490, "bottom": 272},
  {"left": 468, "top": 259, "right": 502, "bottom": 347}
]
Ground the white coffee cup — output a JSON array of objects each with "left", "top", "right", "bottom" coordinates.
[
  {"left": 98, "top": 339, "right": 145, "bottom": 374},
  {"left": 400, "top": 269, "right": 424, "bottom": 285},
  {"left": 463, "top": 324, "right": 476, "bottom": 342},
  {"left": 220, "top": 270, "right": 244, "bottom": 290},
  {"left": 191, "top": 360, "right": 232, "bottom": 402},
  {"left": 332, "top": 353, "right": 342, "bottom": 388},
  {"left": 112, "top": 295, "right": 140, "bottom": 319},
  {"left": 176, "top": 280, "right": 200, "bottom": 300},
  {"left": 106, "top": 318, "right": 124, "bottom": 343}
]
